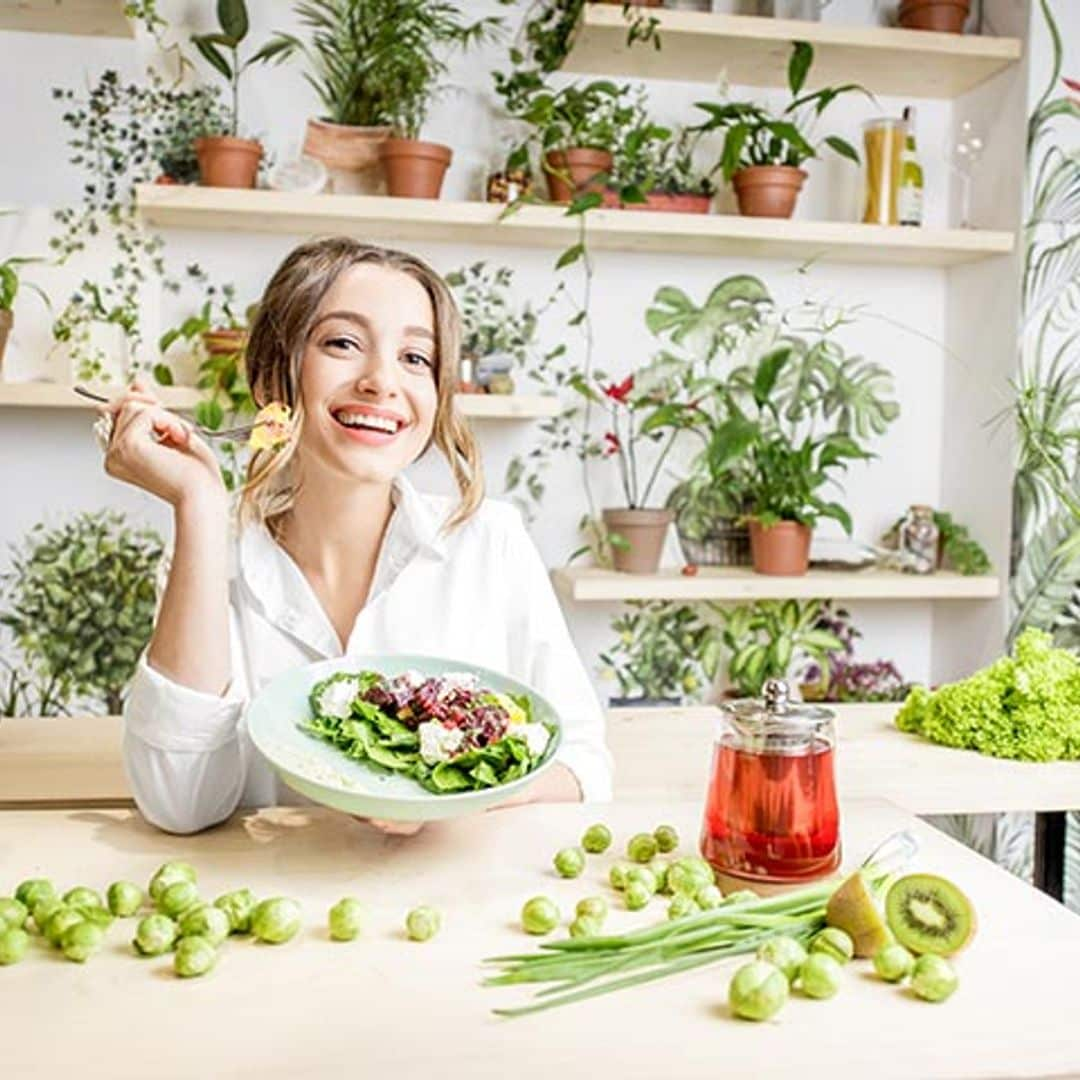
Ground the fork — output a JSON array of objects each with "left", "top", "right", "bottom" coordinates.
[{"left": 74, "top": 385, "right": 256, "bottom": 440}]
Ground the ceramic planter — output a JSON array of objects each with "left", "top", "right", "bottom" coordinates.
[
  {"left": 675, "top": 521, "right": 752, "bottom": 567},
  {"left": 748, "top": 519, "right": 812, "bottom": 576},
  {"left": 898, "top": 0, "right": 970, "bottom": 32},
  {"left": 302, "top": 119, "right": 391, "bottom": 195},
  {"left": 544, "top": 149, "right": 614, "bottom": 204},
  {"left": 195, "top": 136, "right": 262, "bottom": 189},
  {"left": 601, "top": 190, "right": 712, "bottom": 214},
  {"left": 732, "top": 165, "right": 807, "bottom": 218},
  {"left": 379, "top": 138, "right": 453, "bottom": 199},
  {"left": 603, "top": 507, "right": 674, "bottom": 574},
  {"left": 0, "top": 309, "right": 11, "bottom": 376}
]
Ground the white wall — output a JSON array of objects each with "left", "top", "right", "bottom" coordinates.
[{"left": 1, "top": 0, "right": 1025, "bottom": 699}]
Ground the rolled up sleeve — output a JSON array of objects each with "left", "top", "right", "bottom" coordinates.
[{"left": 503, "top": 510, "right": 614, "bottom": 802}]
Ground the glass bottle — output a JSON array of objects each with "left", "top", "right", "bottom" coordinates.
[
  {"left": 700, "top": 679, "right": 840, "bottom": 884},
  {"left": 862, "top": 117, "right": 906, "bottom": 225},
  {"left": 900, "top": 504, "right": 939, "bottom": 574},
  {"left": 898, "top": 106, "right": 925, "bottom": 227}
]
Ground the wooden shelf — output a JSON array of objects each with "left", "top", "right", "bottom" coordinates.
[
  {"left": 136, "top": 185, "right": 1014, "bottom": 268},
  {"left": 0, "top": 0, "right": 132, "bottom": 37},
  {"left": 565, "top": 6, "right": 1021, "bottom": 99},
  {"left": 552, "top": 565, "right": 1001, "bottom": 602},
  {"left": 0, "top": 382, "right": 558, "bottom": 420}
]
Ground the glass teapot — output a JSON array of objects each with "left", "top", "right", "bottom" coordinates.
[{"left": 700, "top": 678, "right": 841, "bottom": 884}]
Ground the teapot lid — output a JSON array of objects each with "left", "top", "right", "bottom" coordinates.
[{"left": 721, "top": 678, "right": 834, "bottom": 727}]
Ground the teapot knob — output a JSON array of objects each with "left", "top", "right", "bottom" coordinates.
[{"left": 762, "top": 678, "right": 790, "bottom": 712}]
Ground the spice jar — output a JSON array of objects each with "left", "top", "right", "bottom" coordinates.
[
  {"left": 700, "top": 679, "right": 840, "bottom": 884},
  {"left": 862, "top": 117, "right": 906, "bottom": 225},
  {"left": 900, "top": 504, "right": 939, "bottom": 574}
]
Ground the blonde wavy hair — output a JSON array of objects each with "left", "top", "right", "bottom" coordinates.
[{"left": 238, "top": 237, "right": 483, "bottom": 536}]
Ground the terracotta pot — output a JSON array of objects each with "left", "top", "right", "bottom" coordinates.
[
  {"left": 603, "top": 508, "right": 674, "bottom": 574},
  {"left": 378, "top": 138, "right": 452, "bottom": 199},
  {"left": 0, "top": 309, "right": 11, "bottom": 374},
  {"left": 201, "top": 328, "right": 247, "bottom": 357},
  {"left": 898, "top": 0, "right": 970, "bottom": 32},
  {"left": 748, "top": 520, "right": 812, "bottom": 576},
  {"left": 601, "top": 190, "right": 712, "bottom": 214},
  {"left": 195, "top": 136, "right": 262, "bottom": 189},
  {"left": 303, "top": 118, "right": 391, "bottom": 195},
  {"left": 544, "top": 148, "right": 614, "bottom": 204},
  {"left": 732, "top": 166, "right": 807, "bottom": 219}
]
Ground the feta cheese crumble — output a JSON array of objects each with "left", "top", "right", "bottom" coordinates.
[
  {"left": 418, "top": 720, "right": 465, "bottom": 765},
  {"left": 318, "top": 677, "right": 360, "bottom": 720}
]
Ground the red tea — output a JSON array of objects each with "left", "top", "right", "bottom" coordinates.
[{"left": 700, "top": 739, "right": 840, "bottom": 883}]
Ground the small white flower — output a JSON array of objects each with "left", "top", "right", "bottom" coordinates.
[{"left": 318, "top": 678, "right": 360, "bottom": 720}]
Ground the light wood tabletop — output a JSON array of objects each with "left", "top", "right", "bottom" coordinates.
[{"left": 1, "top": 799, "right": 1078, "bottom": 1080}]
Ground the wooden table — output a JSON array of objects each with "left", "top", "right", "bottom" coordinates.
[{"left": 1, "top": 799, "right": 1079, "bottom": 1080}]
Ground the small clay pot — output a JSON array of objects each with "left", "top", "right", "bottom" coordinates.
[
  {"left": 195, "top": 136, "right": 262, "bottom": 189},
  {"left": 544, "top": 148, "right": 614, "bottom": 204},
  {"left": 603, "top": 507, "right": 674, "bottom": 574},
  {"left": 303, "top": 118, "right": 391, "bottom": 194},
  {"left": 731, "top": 165, "right": 807, "bottom": 219},
  {"left": 201, "top": 328, "right": 247, "bottom": 357},
  {"left": 379, "top": 138, "right": 453, "bottom": 199},
  {"left": 748, "top": 520, "right": 812, "bottom": 576},
  {"left": 601, "top": 190, "right": 712, "bottom": 214},
  {"left": 898, "top": 0, "right": 970, "bottom": 32}
]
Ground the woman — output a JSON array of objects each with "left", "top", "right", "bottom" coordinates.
[{"left": 102, "top": 237, "right": 613, "bottom": 835}]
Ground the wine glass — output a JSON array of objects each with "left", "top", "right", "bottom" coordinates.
[{"left": 949, "top": 120, "right": 985, "bottom": 229}]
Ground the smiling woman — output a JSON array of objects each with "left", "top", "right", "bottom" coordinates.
[{"left": 100, "top": 237, "right": 613, "bottom": 835}]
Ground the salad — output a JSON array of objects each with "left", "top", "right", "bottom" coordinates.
[{"left": 301, "top": 669, "right": 555, "bottom": 794}]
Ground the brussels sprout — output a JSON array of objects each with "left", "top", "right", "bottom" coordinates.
[
  {"left": 252, "top": 898, "right": 302, "bottom": 944},
  {"left": 32, "top": 896, "right": 64, "bottom": 933},
  {"left": 326, "top": 897, "right": 364, "bottom": 942},
  {"left": 725, "top": 889, "right": 759, "bottom": 904},
  {"left": 133, "top": 913, "right": 178, "bottom": 956},
  {"left": 581, "top": 824, "right": 612, "bottom": 855},
  {"left": 575, "top": 896, "right": 608, "bottom": 923},
  {"left": 627, "top": 833, "right": 658, "bottom": 864},
  {"left": 911, "top": 954, "right": 958, "bottom": 1003},
  {"left": 696, "top": 885, "right": 725, "bottom": 910},
  {"left": 569, "top": 915, "right": 602, "bottom": 939},
  {"left": 553, "top": 847, "right": 586, "bottom": 879},
  {"left": 178, "top": 905, "right": 230, "bottom": 947},
  {"left": 729, "top": 960, "right": 789, "bottom": 1021},
  {"left": 521, "top": 897, "right": 559, "bottom": 936},
  {"left": 0, "top": 897, "right": 28, "bottom": 932},
  {"left": 63, "top": 886, "right": 105, "bottom": 911},
  {"left": 405, "top": 906, "right": 441, "bottom": 942},
  {"left": 624, "top": 881, "right": 651, "bottom": 911},
  {"left": 874, "top": 942, "right": 915, "bottom": 983},
  {"left": 649, "top": 858, "right": 672, "bottom": 895},
  {"left": 214, "top": 888, "right": 257, "bottom": 935},
  {"left": 15, "top": 879, "right": 55, "bottom": 911},
  {"left": 73, "top": 905, "right": 114, "bottom": 930},
  {"left": 668, "top": 894, "right": 698, "bottom": 920},
  {"left": 0, "top": 926, "right": 30, "bottom": 965},
  {"left": 174, "top": 935, "right": 217, "bottom": 978},
  {"left": 158, "top": 880, "right": 201, "bottom": 920},
  {"left": 757, "top": 935, "right": 808, "bottom": 984},
  {"left": 809, "top": 927, "right": 854, "bottom": 966},
  {"left": 61, "top": 920, "right": 105, "bottom": 963},
  {"left": 624, "top": 866, "right": 658, "bottom": 896},
  {"left": 107, "top": 881, "right": 144, "bottom": 918},
  {"left": 44, "top": 907, "right": 84, "bottom": 947},
  {"left": 800, "top": 953, "right": 843, "bottom": 999},
  {"left": 608, "top": 861, "right": 633, "bottom": 892},
  {"left": 653, "top": 824, "right": 679, "bottom": 854},
  {"left": 148, "top": 861, "right": 197, "bottom": 903},
  {"left": 668, "top": 857, "right": 713, "bottom": 898}
]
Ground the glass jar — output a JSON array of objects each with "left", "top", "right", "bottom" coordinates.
[
  {"left": 862, "top": 117, "right": 906, "bottom": 225},
  {"left": 700, "top": 679, "right": 840, "bottom": 884},
  {"left": 900, "top": 504, "right": 939, "bottom": 574}
]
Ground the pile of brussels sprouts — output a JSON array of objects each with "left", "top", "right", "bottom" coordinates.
[{"left": 0, "top": 863, "right": 442, "bottom": 978}]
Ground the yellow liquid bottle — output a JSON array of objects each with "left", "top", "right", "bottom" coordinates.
[{"left": 898, "top": 106, "right": 924, "bottom": 228}]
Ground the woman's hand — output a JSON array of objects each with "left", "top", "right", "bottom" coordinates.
[
  {"left": 357, "top": 817, "right": 425, "bottom": 836},
  {"left": 102, "top": 380, "right": 226, "bottom": 510}
]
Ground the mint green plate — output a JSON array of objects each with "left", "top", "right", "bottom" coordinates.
[{"left": 247, "top": 655, "right": 563, "bottom": 822}]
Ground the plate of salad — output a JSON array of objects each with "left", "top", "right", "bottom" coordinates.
[{"left": 246, "top": 655, "right": 562, "bottom": 821}]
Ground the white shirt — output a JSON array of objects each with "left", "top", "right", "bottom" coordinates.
[{"left": 123, "top": 477, "right": 614, "bottom": 834}]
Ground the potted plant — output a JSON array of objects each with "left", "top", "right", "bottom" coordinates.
[
  {"left": 898, "top": 0, "right": 970, "bottom": 33},
  {"left": 0, "top": 243, "right": 49, "bottom": 378},
  {"left": 714, "top": 600, "right": 842, "bottom": 698},
  {"left": 190, "top": 0, "right": 294, "bottom": 189},
  {"left": 605, "top": 121, "right": 716, "bottom": 213},
  {"left": 52, "top": 281, "right": 138, "bottom": 385},
  {"left": 600, "top": 601, "right": 720, "bottom": 707},
  {"left": 0, "top": 511, "right": 163, "bottom": 716},
  {"left": 693, "top": 42, "right": 865, "bottom": 218}
]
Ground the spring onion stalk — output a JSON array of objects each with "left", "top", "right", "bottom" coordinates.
[{"left": 484, "top": 833, "right": 915, "bottom": 1018}]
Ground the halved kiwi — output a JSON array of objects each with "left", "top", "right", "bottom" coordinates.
[
  {"left": 825, "top": 870, "right": 892, "bottom": 958},
  {"left": 885, "top": 874, "right": 976, "bottom": 957}
]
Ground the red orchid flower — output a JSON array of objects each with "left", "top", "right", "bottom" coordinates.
[
  {"left": 603, "top": 375, "right": 634, "bottom": 404},
  {"left": 602, "top": 432, "right": 621, "bottom": 456},
  {"left": 1064, "top": 77, "right": 1080, "bottom": 93}
]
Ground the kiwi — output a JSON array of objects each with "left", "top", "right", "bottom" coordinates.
[
  {"left": 885, "top": 874, "right": 976, "bottom": 957},
  {"left": 825, "top": 871, "right": 892, "bottom": 958}
]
